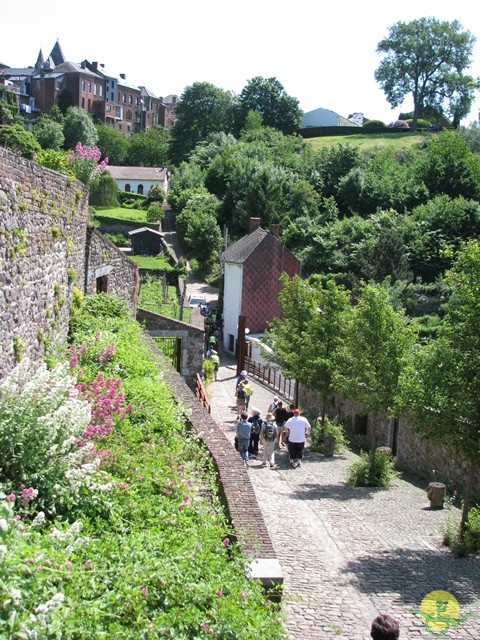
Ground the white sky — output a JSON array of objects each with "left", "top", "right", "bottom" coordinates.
[{"left": 2, "top": 0, "right": 479, "bottom": 126}]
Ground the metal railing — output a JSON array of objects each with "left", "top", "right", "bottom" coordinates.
[
  {"left": 244, "top": 356, "right": 296, "bottom": 401},
  {"left": 195, "top": 373, "right": 211, "bottom": 414}
]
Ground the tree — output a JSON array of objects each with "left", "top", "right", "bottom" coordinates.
[
  {"left": 126, "top": 126, "right": 170, "bottom": 167},
  {"left": 169, "top": 82, "right": 235, "bottom": 164},
  {"left": 0, "top": 123, "right": 41, "bottom": 159},
  {"left": 63, "top": 107, "right": 98, "bottom": 149},
  {"left": 33, "top": 116, "right": 65, "bottom": 150},
  {"left": 96, "top": 124, "right": 128, "bottom": 165},
  {"left": 335, "top": 283, "right": 418, "bottom": 431},
  {"left": 235, "top": 76, "right": 303, "bottom": 135},
  {"left": 267, "top": 275, "right": 350, "bottom": 424},
  {"left": 375, "top": 18, "right": 478, "bottom": 130},
  {"left": 398, "top": 240, "right": 480, "bottom": 531}
]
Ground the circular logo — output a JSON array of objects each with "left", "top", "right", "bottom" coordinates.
[{"left": 420, "top": 591, "right": 459, "bottom": 633}]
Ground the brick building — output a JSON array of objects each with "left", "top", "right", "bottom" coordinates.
[{"left": 221, "top": 218, "right": 301, "bottom": 354}]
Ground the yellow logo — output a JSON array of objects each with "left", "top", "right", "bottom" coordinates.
[{"left": 411, "top": 590, "right": 476, "bottom": 636}]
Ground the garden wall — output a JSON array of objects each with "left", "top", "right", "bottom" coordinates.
[
  {"left": 299, "top": 383, "right": 480, "bottom": 500},
  {"left": 0, "top": 149, "right": 138, "bottom": 383}
]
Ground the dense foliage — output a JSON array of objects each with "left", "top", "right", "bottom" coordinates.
[{"left": 0, "top": 294, "right": 286, "bottom": 638}]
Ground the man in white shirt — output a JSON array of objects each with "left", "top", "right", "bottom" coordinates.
[{"left": 284, "top": 409, "right": 311, "bottom": 468}]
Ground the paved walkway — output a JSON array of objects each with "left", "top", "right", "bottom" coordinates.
[{"left": 208, "top": 355, "right": 480, "bottom": 640}]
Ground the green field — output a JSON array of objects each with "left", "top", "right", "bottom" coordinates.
[
  {"left": 94, "top": 206, "right": 148, "bottom": 223},
  {"left": 306, "top": 131, "right": 432, "bottom": 151},
  {"left": 129, "top": 255, "right": 172, "bottom": 270}
]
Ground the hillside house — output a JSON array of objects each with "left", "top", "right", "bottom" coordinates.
[
  {"left": 221, "top": 218, "right": 301, "bottom": 354},
  {"left": 107, "top": 165, "right": 170, "bottom": 196},
  {"left": 300, "top": 107, "right": 359, "bottom": 128}
]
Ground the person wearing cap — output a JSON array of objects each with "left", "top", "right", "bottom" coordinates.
[
  {"left": 267, "top": 395, "right": 279, "bottom": 414},
  {"left": 260, "top": 412, "right": 279, "bottom": 469},
  {"left": 236, "top": 370, "right": 247, "bottom": 389},
  {"left": 284, "top": 408, "right": 311, "bottom": 468}
]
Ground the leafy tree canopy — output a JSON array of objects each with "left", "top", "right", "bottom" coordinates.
[
  {"left": 126, "top": 125, "right": 170, "bottom": 167},
  {"left": 63, "top": 106, "right": 98, "bottom": 150},
  {"left": 375, "top": 17, "right": 479, "bottom": 129},
  {"left": 95, "top": 124, "right": 128, "bottom": 166}
]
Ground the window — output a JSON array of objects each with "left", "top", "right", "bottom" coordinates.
[
  {"left": 122, "top": 93, "right": 126, "bottom": 103},
  {"left": 88, "top": 82, "right": 92, "bottom": 93},
  {"left": 96, "top": 275, "right": 108, "bottom": 293},
  {"left": 81, "top": 97, "right": 85, "bottom": 108},
  {"left": 125, "top": 184, "right": 131, "bottom": 192},
  {"left": 99, "top": 85, "right": 103, "bottom": 97},
  {"left": 88, "top": 98, "right": 91, "bottom": 111},
  {"left": 137, "top": 185, "right": 144, "bottom": 195},
  {"left": 94, "top": 84, "right": 97, "bottom": 96},
  {"left": 106, "top": 104, "right": 111, "bottom": 112},
  {"left": 82, "top": 80, "right": 85, "bottom": 92}
]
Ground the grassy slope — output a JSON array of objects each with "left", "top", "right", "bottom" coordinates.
[{"left": 305, "top": 131, "right": 432, "bottom": 151}]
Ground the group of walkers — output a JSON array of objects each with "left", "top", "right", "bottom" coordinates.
[{"left": 234, "top": 375, "right": 311, "bottom": 469}]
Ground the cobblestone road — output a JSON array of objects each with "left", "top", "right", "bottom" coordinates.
[{"left": 209, "top": 356, "right": 480, "bottom": 640}]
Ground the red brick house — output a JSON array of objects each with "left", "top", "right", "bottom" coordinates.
[{"left": 221, "top": 217, "right": 301, "bottom": 353}]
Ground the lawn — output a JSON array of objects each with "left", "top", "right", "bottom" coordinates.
[
  {"left": 306, "top": 131, "right": 433, "bottom": 151},
  {"left": 94, "top": 206, "right": 148, "bottom": 223},
  {"left": 130, "top": 254, "right": 172, "bottom": 270}
]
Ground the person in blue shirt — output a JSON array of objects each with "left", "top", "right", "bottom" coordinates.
[{"left": 235, "top": 411, "right": 251, "bottom": 465}]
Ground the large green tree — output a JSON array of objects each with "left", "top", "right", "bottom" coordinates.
[
  {"left": 335, "top": 283, "right": 417, "bottom": 429},
  {"left": 235, "top": 76, "right": 303, "bottom": 136},
  {"left": 63, "top": 106, "right": 98, "bottom": 149},
  {"left": 266, "top": 275, "right": 350, "bottom": 422},
  {"left": 33, "top": 116, "right": 65, "bottom": 150},
  {"left": 398, "top": 240, "right": 480, "bottom": 530},
  {"left": 126, "top": 126, "right": 170, "bottom": 167},
  {"left": 95, "top": 124, "right": 128, "bottom": 165},
  {"left": 169, "top": 82, "right": 235, "bottom": 164},
  {"left": 375, "top": 18, "right": 478, "bottom": 129}
]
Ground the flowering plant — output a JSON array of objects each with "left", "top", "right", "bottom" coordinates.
[
  {"left": 388, "top": 119, "right": 410, "bottom": 128},
  {"left": 68, "top": 142, "right": 108, "bottom": 184}
]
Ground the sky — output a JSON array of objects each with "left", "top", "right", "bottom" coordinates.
[{"left": 2, "top": 0, "right": 480, "bottom": 126}]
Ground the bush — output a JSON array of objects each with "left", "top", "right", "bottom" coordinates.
[
  {"left": 444, "top": 506, "right": 480, "bottom": 556},
  {"left": 88, "top": 171, "right": 120, "bottom": 207},
  {"left": 310, "top": 416, "right": 348, "bottom": 454},
  {"left": 347, "top": 450, "right": 399, "bottom": 487},
  {"left": 103, "top": 232, "right": 130, "bottom": 247},
  {"left": 388, "top": 119, "right": 410, "bottom": 129},
  {"left": 146, "top": 202, "right": 165, "bottom": 223},
  {"left": 363, "top": 120, "right": 386, "bottom": 128}
]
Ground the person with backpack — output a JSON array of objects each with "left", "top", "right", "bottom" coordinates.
[
  {"left": 260, "top": 412, "right": 279, "bottom": 469},
  {"left": 247, "top": 408, "right": 263, "bottom": 459},
  {"left": 243, "top": 379, "right": 253, "bottom": 410},
  {"left": 235, "top": 380, "right": 248, "bottom": 419},
  {"left": 273, "top": 401, "right": 289, "bottom": 448}
]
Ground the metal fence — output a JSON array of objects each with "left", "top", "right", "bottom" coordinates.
[{"left": 244, "top": 356, "right": 296, "bottom": 402}]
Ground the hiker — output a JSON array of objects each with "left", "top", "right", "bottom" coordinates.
[
  {"left": 248, "top": 408, "right": 262, "bottom": 459},
  {"left": 273, "top": 401, "right": 289, "bottom": 447},
  {"left": 284, "top": 408, "right": 311, "bottom": 468},
  {"left": 243, "top": 379, "right": 253, "bottom": 410},
  {"left": 235, "top": 380, "right": 248, "bottom": 418},
  {"left": 260, "top": 412, "right": 279, "bottom": 469},
  {"left": 267, "top": 395, "right": 278, "bottom": 415},
  {"left": 236, "top": 411, "right": 251, "bottom": 465},
  {"left": 209, "top": 350, "right": 220, "bottom": 381},
  {"left": 236, "top": 369, "right": 247, "bottom": 389}
]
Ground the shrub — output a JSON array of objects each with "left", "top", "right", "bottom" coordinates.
[
  {"left": 363, "top": 120, "right": 386, "bottom": 128},
  {"left": 388, "top": 119, "right": 410, "bottom": 129},
  {"left": 347, "top": 450, "right": 399, "bottom": 487},
  {"left": 310, "top": 416, "right": 348, "bottom": 454},
  {"left": 444, "top": 506, "right": 480, "bottom": 556},
  {"left": 203, "top": 358, "right": 215, "bottom": 385},
  {"left": 146, "top": 202, "right": 165, "bottom": 223}
]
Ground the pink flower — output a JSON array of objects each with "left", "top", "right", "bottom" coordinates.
[
  {"left": 66, "top": 561, "right": 72, "bottom": 571},
  {"left": 240, "top": 590, "right": 246, "bottom": 601},
  {"left": 215, "top": 589, "right": 222, "bottom": 597},
  {"left": 140, "top": 587, "right": 148, "bottom": 596},
  {"left": 21, "top": 487, "right": 38, "bottom": 507},
  {"left": 223, "top": 537, "right": 230, "bottom": 548},
  {"left": 7, "top": 493, "right": 16, "bottom": 502}
]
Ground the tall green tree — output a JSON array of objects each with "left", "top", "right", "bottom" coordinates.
[
  {"left": 335, "top": 283, "right": 417, "bottom": 430},
  {"left": 169, "top": 82, "right": 235, "bottom": 164},
  {"left": 33, "top": 116, "right": 65, "bottom": 150},
  {"left": 235, "top": 76, "right": 303, "bottom": 136},
  {"left": 63, "top": 107, "right": 98, "bottom": 149},
  {"left": 398, "top": 240, "right": 480, "bottom": 530},
  {"left": 266, "top": 275, "right": 350, "bottom": 422},
  {"left": 96, "top": 124, "right": 128, "bottom": 165},
  {"left": 126, "top": 126, "right": 170, "bottom": 167},
  {"left": 375, "top": 18, "right": 478, "bottom": 130}
]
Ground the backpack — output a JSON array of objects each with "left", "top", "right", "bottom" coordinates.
[
  {"left": 237, "top": 386, "right": 246, "bottom": 400},
  {"left": 264, "top": 421, "right": 276, "bottom": 442},
  {"left": 250, "top": 416, "right": 262, "bottom": 435}
]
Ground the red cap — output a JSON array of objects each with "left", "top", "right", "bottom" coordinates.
[{"left": 293, "top": 409, "right": 300, "bottom": 415}]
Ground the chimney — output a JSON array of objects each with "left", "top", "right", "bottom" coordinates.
[
  {"left": 270, "top": 224, "right": 280, "bottom": 237},
  {"left": 249, "top": 217, "right": 261, "bottom": 231},
  {"left": 120, "top": 73, "right": 126, "bottom": 80}
]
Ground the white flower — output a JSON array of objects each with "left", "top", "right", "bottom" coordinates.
[
  {"left": 32, "top": 512, "right": 45, "bottom": 527},
  {"left": 0, "top": 518, "right": 8, "bottom": 532}
]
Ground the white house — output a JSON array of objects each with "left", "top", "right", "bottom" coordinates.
[
  {"left": 300, "top": 107, "right": 360, "bottom": 128},
  {"left": 106, "top": 166, "right": 170, "bottom": 196}
]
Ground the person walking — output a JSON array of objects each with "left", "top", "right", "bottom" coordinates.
[
  {"left": 209, "top": 350, "right": 220, "bottom": 381},
  {"left": 236, "top": 411, "right": 251, "bottom": 465},
  {"left": 266, "top": 395, "right": 278, "bottom": 415},
  {"left": 260, "top": 412, "right": 279, "bottom": 469},
  {"left": 243, "top": 379, "right": 253, "bottom": 410},
  {"left": 248, "top": 408, "right": 262, "bottom": 459},
  {"left": 236, "top": 370, "right": 247, "bottom": 389},
  {"left": 273, "top": 401, "right": 289, "bottom": 448},
  {"left": 235, "top": 380, "right": 248, "bottom": 419},
  {"left": 284, "top": 408, "right": 311, "bottom": 468}
]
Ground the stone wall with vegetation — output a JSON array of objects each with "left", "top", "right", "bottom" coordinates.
[
  {"left": 299, "top": 383, "right": 480, "bottom": 500},
  {"left": 0, "top": 148, "right": 89, "bottom": 382}
]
